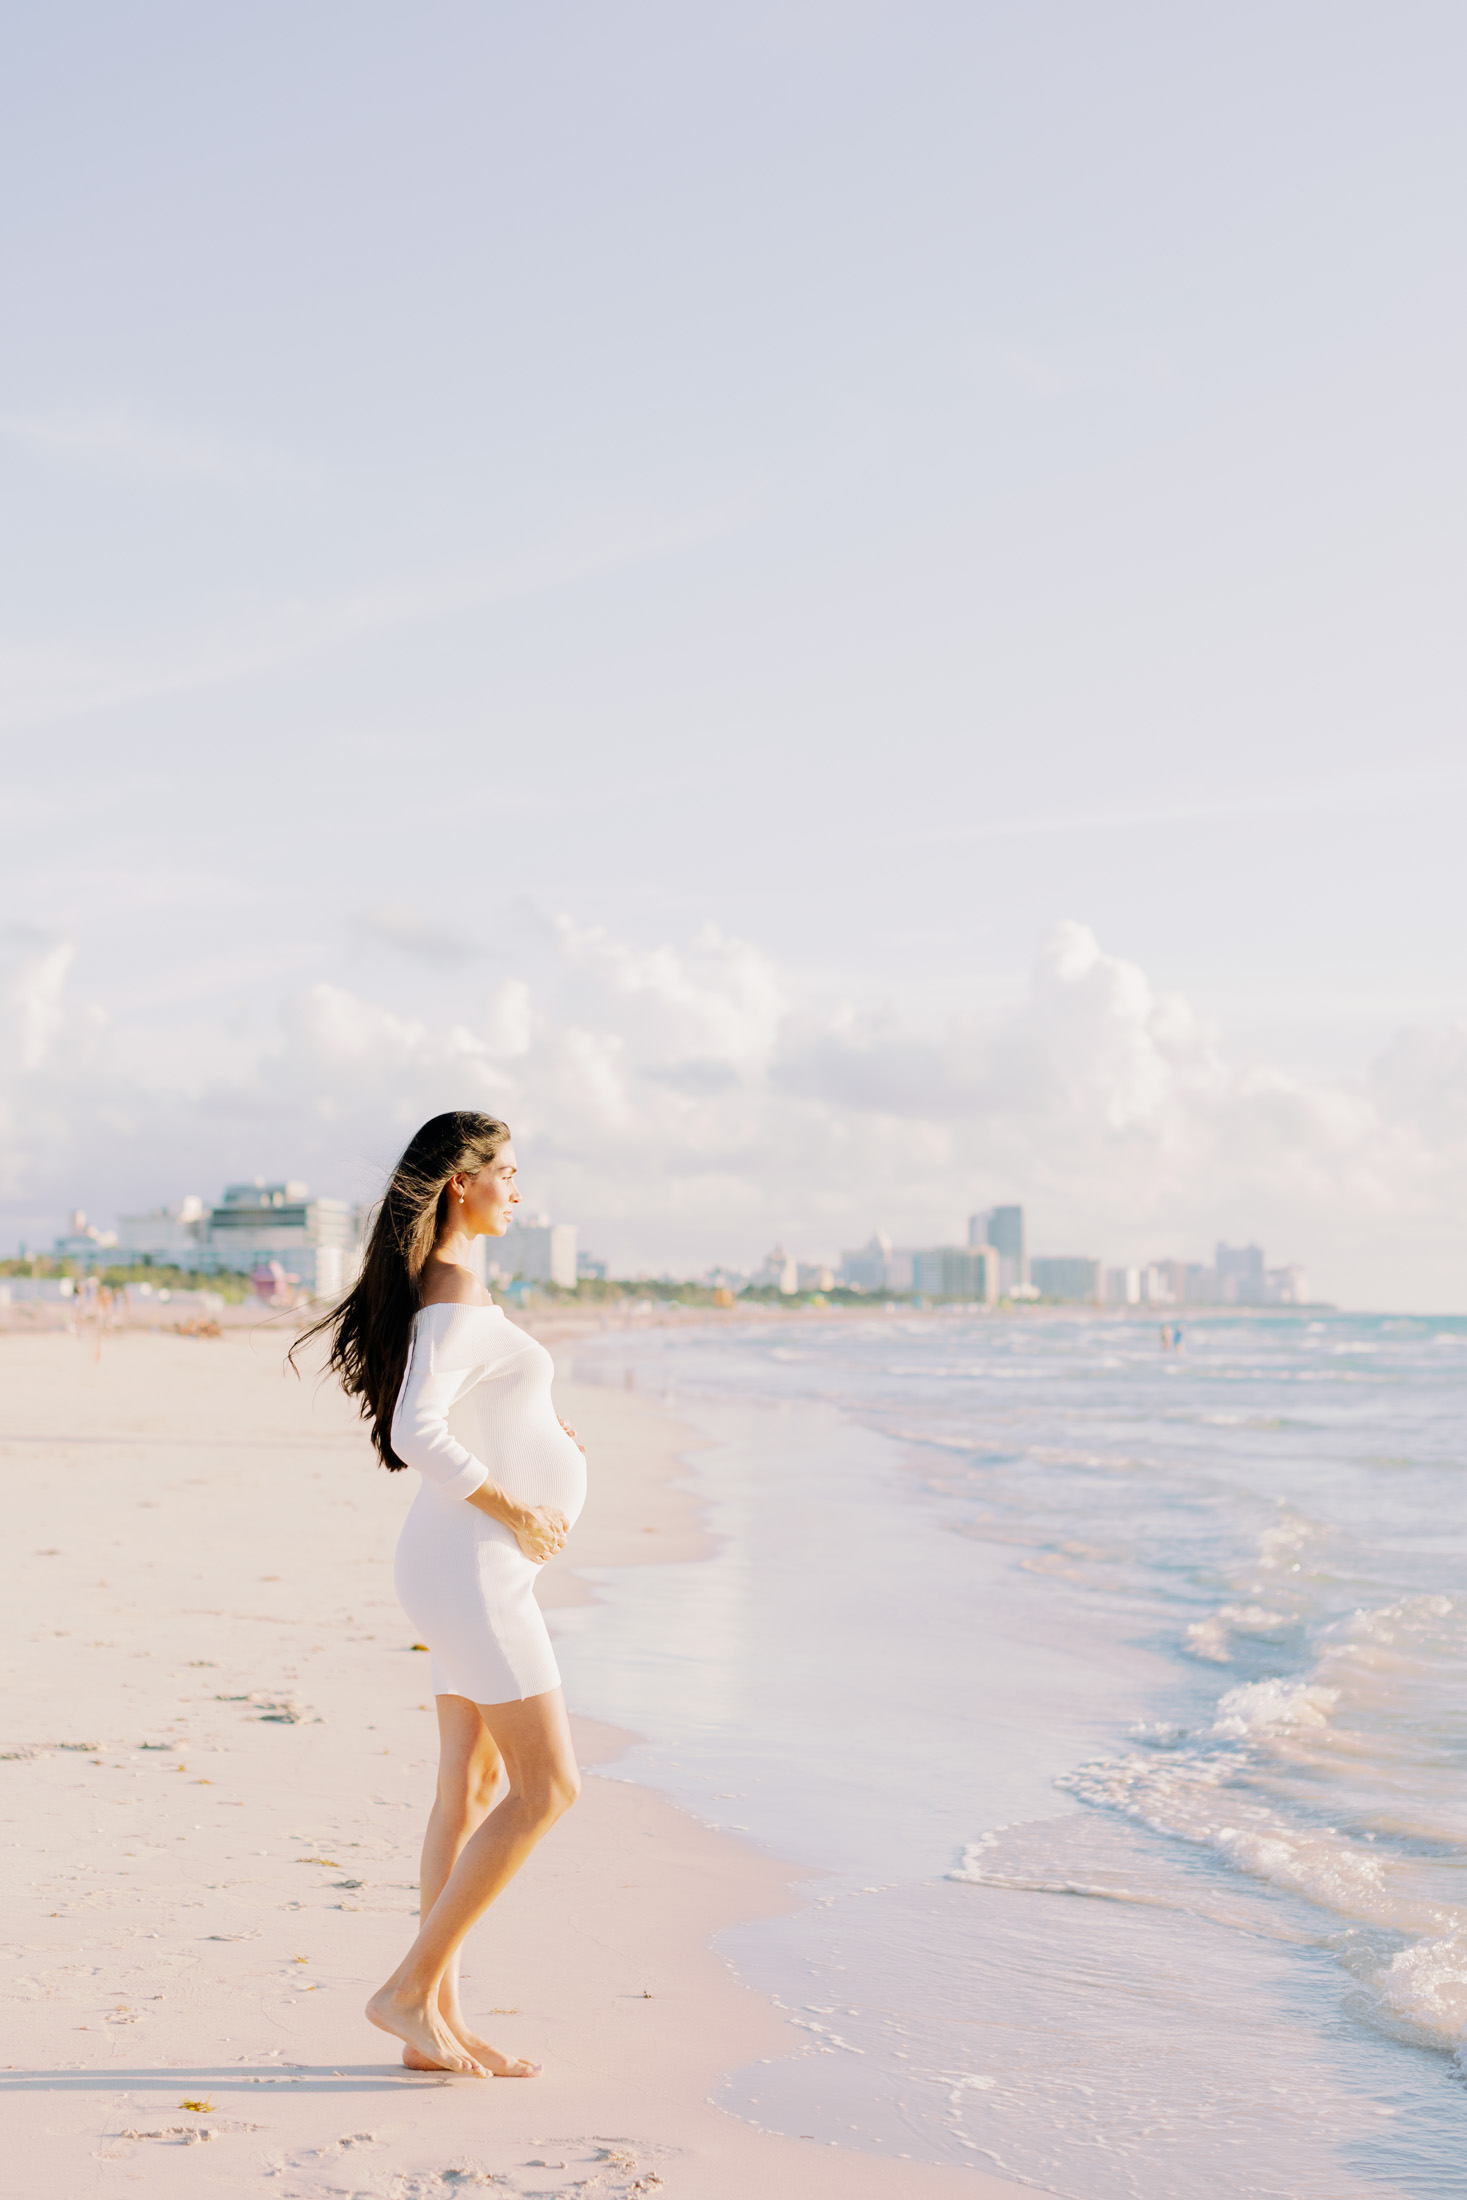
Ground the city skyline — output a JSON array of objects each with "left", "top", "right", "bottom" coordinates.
[{"left": 19, "top": 1172, "right": 1310, "bottom": 1311}]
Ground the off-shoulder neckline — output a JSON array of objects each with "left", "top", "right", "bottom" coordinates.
[{"left": 413, "top": 1297, "right": 503, "bottom": 1318}]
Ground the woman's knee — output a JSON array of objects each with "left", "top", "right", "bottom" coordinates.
[
  {"left": 437, "top": 1750, "right": 504, "bottom": 1820},
  {"left": 522, "top": 1762, "right": 580, "bottom": 1825},
  {"left": 469, "top": 1765, "right": 504, "bottom": 1814},
  {"left": 466, "top": 1745, "right": 506, "bottom": 1812}
]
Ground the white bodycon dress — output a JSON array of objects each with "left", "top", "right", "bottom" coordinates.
[{"left": 390, "top": 1302, "right": 587, "bottom": 1705}]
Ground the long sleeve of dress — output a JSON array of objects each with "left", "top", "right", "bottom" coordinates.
[{"left": 390, "top": 1320, "right": 490, "bottom": 1502}]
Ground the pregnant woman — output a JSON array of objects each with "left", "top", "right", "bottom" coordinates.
[{"left": 296, "top": 1110, "right": 586, "bottom": 2077}]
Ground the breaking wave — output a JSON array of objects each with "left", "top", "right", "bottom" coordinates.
[{"left": 962, "top": 1590, "right": 1467, "bottom": 2059}]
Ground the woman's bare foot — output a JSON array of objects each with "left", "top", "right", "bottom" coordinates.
[
  {"left": 447, "top": 2017, "right": 540, "bottom": 2077},
  {"left": 402, "top": 2001, "right": 539, "bottom": 2076},
  {"left": 365, "top": 1983, "right": 486, "bottom": 2076}
]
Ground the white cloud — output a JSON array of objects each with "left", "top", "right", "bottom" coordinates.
[{"left": 2, "top": 914, "right": 1465, "bottom": 1307}]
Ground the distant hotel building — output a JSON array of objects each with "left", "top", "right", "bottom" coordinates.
[
  {"left": 751, "top": 1244, "right": 799, "bottom": 1294},
  {"left": 839, "top": 1233, "right": 893, "bottom": 1292},
  {"left": 911, "top": 1245, "right": 1000, "bottom": 1302},
  {"left": 838, "top": 1234, "right": 919, "bottom": 1293},
  {"left": 1104, "top": 1265, "right": 1184, "bottom": 1306},
  {"left": 1145, "top": 1246, "right": 1307, "bottom": 1307},
  {"left": 971, "top": 1205, "right": 1027, "bottom": 1295},
  {"left": 1031, "top": 1256, "right": 1103, "bottom": 1303},
  {"left": 115, "top": 1180, "right": 358, "bottom": 1298},
  {"left": 1215, "top": 1243, "right": 1266, "bottom": 1303},
  {"left": 115, "top": 1196, "right": 205, "bottom": 1264},
  {"left": 839, "top": 1231, "right": 1000, "bottom": 1300},
  {"left": 202, "top": 1182, "right": 357, "bottom": 1299},
  {"left": 836, "top": 1216, "right": 1034, "bottom": 1300},
  {"left": 499, "top": 1215, "right": 578, "bottom": 1290}
]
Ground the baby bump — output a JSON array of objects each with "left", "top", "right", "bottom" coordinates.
[
  {"left": 527, "top": 1434, "right": 587, "bottom": 1525},
  {"left": 445, "top": 1388, "right": 589, "bottom": 1528}
]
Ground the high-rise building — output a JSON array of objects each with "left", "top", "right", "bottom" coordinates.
[
  {"left": 106, "top": 1180, "right": 358, "bottom": 1296},
  {"left": 116, "top": 1196, "right": 207, "bottom": 1266},
  {"left": 747, "top": 1244, "right": 799, "bottom": 1293},
  {"left": 911, "top": 1246, "right": 997, "bottom": 1299},
  {"left": 971, "top": 1205, "right": 1026, "bottom": 1292},
  {"left": 840, "top": 1233, "right": 893, "bottom": 1291},
  {"left": 1152, "top": 1258, "right": 1199, "bottom": 1304},
  {"left": 1030, "top": 1256, "right": 1103, "bottom": 1303},
  {"left": 1105, "top": 1265, "right": 1175, "bottom": 1307},
  {"left": 203, "top": 1181, "right": 358, "bottom": 1298},
  {"left": 1216, "top": 1242, "right": 1266, "bottom": 1306},
  {"left": 503, "top": 1215, "right": 579, "bottom": 1289}
]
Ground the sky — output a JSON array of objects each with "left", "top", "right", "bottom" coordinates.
[{"left": 2, "top": 2, "right": 1465, "bottom": 1305}]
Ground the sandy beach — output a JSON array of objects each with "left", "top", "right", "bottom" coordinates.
[{"left": 0, "top": 1318, "right": 1026, "bottom": 2200}]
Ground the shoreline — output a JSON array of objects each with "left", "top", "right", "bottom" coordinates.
[
  {"left": 0, "top": 1289, "right": 1350, "bottom": 1352},
  {"left": 0, "top": 1323, "right": 1028, "bottom": 2199}
]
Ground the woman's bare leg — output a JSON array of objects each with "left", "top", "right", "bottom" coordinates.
[
  {"left": 366, "top": 1687, "right": 580, "bottom": 2075},
  {"left": 397, "top": 1695, "right": 508, "bottom": 2071}
]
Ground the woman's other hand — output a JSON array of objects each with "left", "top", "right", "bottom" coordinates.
[
  {"left": 557, "top": 1416, "right": 586, "bottom": 1455},
  {"left": 512, "top": 1505, "right": 569, "bottom": 1565}
]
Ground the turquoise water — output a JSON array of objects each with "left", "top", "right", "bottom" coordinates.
[{"left": 554, "top": 1312, "right": 1467, "bottom": 2197}]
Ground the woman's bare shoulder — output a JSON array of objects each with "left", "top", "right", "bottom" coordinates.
[{"left": 417, "top": 1259, "right": 496, "bottom": 1310}]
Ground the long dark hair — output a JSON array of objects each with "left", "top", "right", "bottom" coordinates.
[{"left": 292, "top": 1110, "right": 510, "bottom": 1469}]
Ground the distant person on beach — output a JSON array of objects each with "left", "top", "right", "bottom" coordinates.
[{"left": 296, "top": 1110, "right": 586, "bottom": 2078}]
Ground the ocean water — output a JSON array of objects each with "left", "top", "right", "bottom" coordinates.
[{"left": 553, "top": 1311, "right": 1467, "bottom": 2198}]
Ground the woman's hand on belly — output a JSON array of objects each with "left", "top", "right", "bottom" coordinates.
[
  {"left": 557, "top": 1416, "right": 586, "bottom": 1455},
  {"left": 464, "top": 1477, "right": 568, "bottom": 1564},
  {"left": 510, "top": 1504, "right": 569, "bottom": 1564}
]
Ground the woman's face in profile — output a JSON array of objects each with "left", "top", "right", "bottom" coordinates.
[{"left": 463, "top": 1146, "right": 520, "bottom": 1236}]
